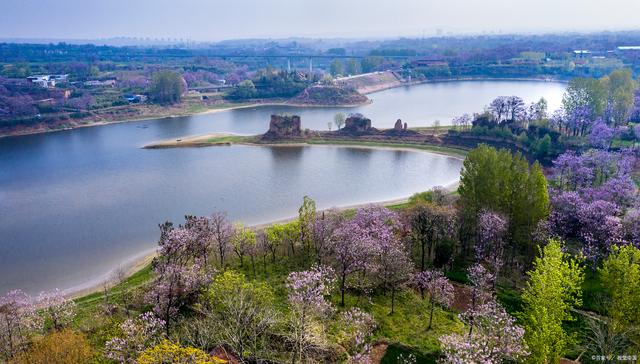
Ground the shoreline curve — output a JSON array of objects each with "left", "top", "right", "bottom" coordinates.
[{"left": 67, "top": 143, "right": 463, "bottom": 299}]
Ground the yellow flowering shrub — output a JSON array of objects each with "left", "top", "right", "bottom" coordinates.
[{"left": 137, "top": 340, "right": 226, "bottom": 364}]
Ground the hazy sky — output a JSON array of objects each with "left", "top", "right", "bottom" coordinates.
[{"left": 2, "top": 0, "right": 639, "bottom": 41}]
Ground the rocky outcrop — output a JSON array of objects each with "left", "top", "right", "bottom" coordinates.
[
  {"left": 394, "top": 119, "right": 403, "bottom": 131},
  {"left": 385, "top": 119, "right": 416, "bottom": 136},
  {"left": 342, "top": 114, "right": 373, "bottom": 133},
  {"left": 264, "top": 114, "right": 302, "bottom": 138}
]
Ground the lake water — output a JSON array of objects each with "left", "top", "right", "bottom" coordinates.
[{"left": 0, "top": 80, "right": 565, "bottom": 294}]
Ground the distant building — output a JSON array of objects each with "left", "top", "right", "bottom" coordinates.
[
  {"left": 410, "top": 58, "right": 448, "bottom": 68},
  {"left": 26, "top": 74, "right": 68, "bottom": 88},
  {"left": 573, "top": 50, "right": 591, "bottom": 58},
  {"left": 123, "top": 94, "right": 147, "bottom": 103},
  {"left": 617, "top": 46, "right": 640, "bottom": 51},
  {"left": 84, "top": 79, "right": 116, "bottom": 87}
]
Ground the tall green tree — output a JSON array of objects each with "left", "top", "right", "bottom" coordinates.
[
  {"left": 229, "top": 79, "right": 257, "bottom": 99},
  {"left": 346, "top": 59, "right": 361, "bottom": 75},
  {"left": 330, "top": 59, "right": 344, "bottom": 77},
  {"left": 519, "top": 239, "right": 584, "bottom": 364},
  {"left": 298, "top": 196, "right": 316, "bottom": 257},
  {"left": 360, "top": 56, "right": 384, "bottom": 73},
  {"left": 458, "top": 145, "right": 549, "bottom": 260},
  {"left": 601, "top": 69, "right": 636, "bottom": 126},
  {"left": 148, "top": 70, "right": 185, "bottom": 105},
  {"left": 407, "top": 202, "right": 456, "bottom": 271},
  {"left": 562, "top": 77, "right": 606, "bottom": 119},
  {"left": 599, "top": 244, "right": 640, "bottom": 331}
]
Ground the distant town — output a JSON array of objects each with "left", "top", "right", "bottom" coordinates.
[{"left": 3, "top": 31, "right": 640, "bottom": 136}]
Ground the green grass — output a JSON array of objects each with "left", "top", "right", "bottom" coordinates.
[
  {"left": 73, "top": 264, "right": 154, "bottom": 326},
  {"left": 305, "top": 139, "right": 468, "bottom": 158},
  {"left": 204, "top": 135, "right": 257, "bottom": 144},
  {"left": 75, "top": 264, "right": 153, "bottom": 307},
  {"left": 367, "top": 291, "right": 464, "bottom": 357},
  {"left": 230, "top": 257, "right": 465, "bottom": 359},
  {"left": 381, "top": 343, "right": 438, "bottom": 364}
]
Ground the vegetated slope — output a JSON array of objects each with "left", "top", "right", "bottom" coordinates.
[
  {"left": 336, "top": 71, "right": 404, "bottom": 94},
  {"left": 288, "top": 85, "right": 369, "bottom": 106}
]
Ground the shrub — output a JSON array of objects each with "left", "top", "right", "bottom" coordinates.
[
  {"left": 13, "top": 329, "right": 93, "bottom": 364},
  {"left": 137, "top": 340, "right": 224, "bottom": 364}
]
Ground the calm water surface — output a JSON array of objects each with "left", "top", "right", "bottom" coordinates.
[{"left": 0, "top": 80, "right": 565, "bottom": 294}]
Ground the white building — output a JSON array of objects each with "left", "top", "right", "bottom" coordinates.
[{"left": 26, "top": 74, "right": 68, "bottom": 88}]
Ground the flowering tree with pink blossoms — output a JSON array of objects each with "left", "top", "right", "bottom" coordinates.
[
  {"left": 312, "top": 209, "right": 344, "bottom": 265},
  {"left": 145, "top": 262, "right": 212, "bottom": 334},
  {"left": 104, "top": 312, "right": 165, "bottom": 363},
  {"left": 336, "top": 308, "right": 376, "bottom": 363},
  {"left": 466, "top": 263, "right": 494, "bottom": 336},
  {"left": 146, "top": 224, "right": 214, "bottom": 333},
  {"left": 331, "top": 206, "right": 399, "bottom": 306},
  {"left": 374, "top": 236, "right": 414, "bottom": 314},
  {"left": 406, "top": 202, "right": 456, "bottom": 271},
  {"left": 415, "top": 270, "right": 454, "bottom": 330},
  {"left": 0, "top": 290, "right": 42, "bottom": 361},
  {"left": 36, "top": 289, "right": 76, "bottom": 331},
  {"left": 286, "top": 265, "right": 335, "bottom": 363},
  {"left": 209, "top": 212, "right": 233, "bottom": 267},
  {"left": 475, "top": 210, "right": 508, "bottom": 284},
  {"left": 439, "top": 300, "right": 528, "bottom": 364}
]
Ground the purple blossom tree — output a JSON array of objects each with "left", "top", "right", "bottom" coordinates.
[
  {"left": 415, "top": 270, "right": 455, "bottom": 330},
  {"left": 287, "top": 265, "right": 335, "bottom": 316},
  {"left": 622, "top": 207, "right": 640, "bottom": 246},
  {"left": 589, "top": 120, "right": 615, "bottom": 149},
  {"left": 65, "top": 93, "right": 95, "bottom": 110}
]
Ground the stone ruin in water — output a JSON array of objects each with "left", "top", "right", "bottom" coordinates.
[
  {"left": 264, "top": 114, "right": 302, "bottom": 138},
  {"left": 391, "top": 119, "right": 409, "bottom": 133},
  {"left": 393, "top": 119, "right": 409, "bottom": 132}
]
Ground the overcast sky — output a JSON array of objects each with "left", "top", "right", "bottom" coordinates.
[{"left": 2, "top": 0, "right": 639, "bottom": 41}]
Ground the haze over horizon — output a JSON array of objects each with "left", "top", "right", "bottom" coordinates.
[{"left": 2, "top": 0, "right": 640, "bottom": 42}]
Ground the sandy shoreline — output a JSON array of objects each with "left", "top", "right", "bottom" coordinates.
[
  {"left": 0, "top": 100, "right": 367, "bottom": 139},
  {"left": 67, "top": 144, "right": 462, "bottom": 299},
  {"left": 67, "top": 190, "right": 459, "bottom": 300}
]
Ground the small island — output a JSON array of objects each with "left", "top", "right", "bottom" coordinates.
[{"left": 142, "top": 112, "right": 533, "bottom": 162}]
